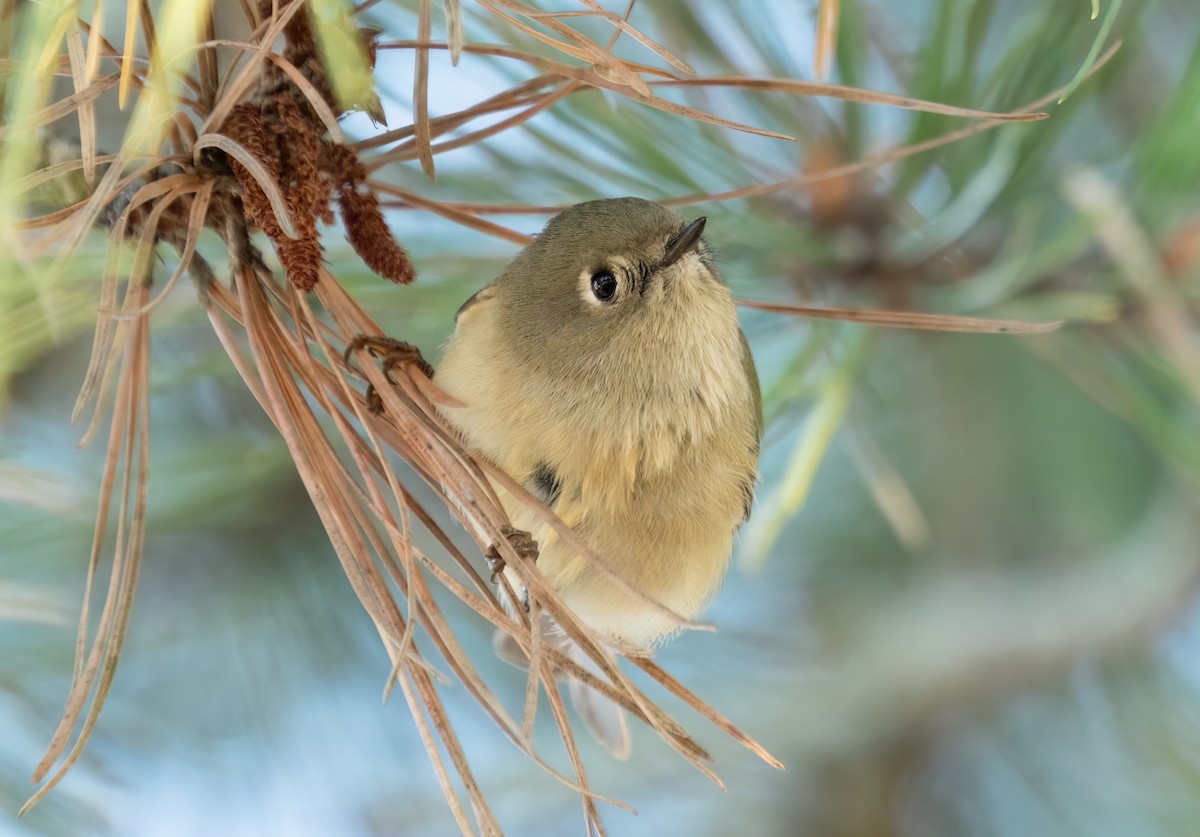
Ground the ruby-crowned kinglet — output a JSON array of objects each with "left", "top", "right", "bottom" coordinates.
[{"left": 433, "top": 198, "right": 762, "bottom": 756}]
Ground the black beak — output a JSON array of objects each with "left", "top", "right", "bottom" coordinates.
[{"left": 660, "top": 216, "right": 707, "bottom": 269}]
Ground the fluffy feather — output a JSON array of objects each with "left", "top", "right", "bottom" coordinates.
[{"left": 435, "top": 198, "right": 761, "bottom": 752}]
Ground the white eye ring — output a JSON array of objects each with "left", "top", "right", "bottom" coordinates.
[
  {"left": 578, "top": 267, "right": 618, "bottom": 307},
  {"left": 578, "top": 256, "right": 635, "bottom": 308}
]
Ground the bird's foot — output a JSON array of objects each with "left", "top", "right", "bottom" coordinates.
[
  {"left": 343, "top": 335, "right": 433, "bottom": 414},
  {"left": 485, "top": 526, "right": 539, "bottom": 584}
]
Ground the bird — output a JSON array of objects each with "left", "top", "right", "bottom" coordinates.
[{"left": 430, "top": 197, "right": 762, "bottom": 756}]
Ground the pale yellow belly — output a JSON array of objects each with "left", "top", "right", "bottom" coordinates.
[{"left": 495, "top": 482, "right": 734, "bottom": 650}]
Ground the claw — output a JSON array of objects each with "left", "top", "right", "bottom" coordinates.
[
  {"left": 485, "top": 526, "right": 539, "bottom": 584},
  {"left": 344, "top": 335, "right": 433, "bottom": 414}
]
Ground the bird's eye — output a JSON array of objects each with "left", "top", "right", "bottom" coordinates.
[{"left": 590, "top": 270, "right": 618, "bottom": 303}]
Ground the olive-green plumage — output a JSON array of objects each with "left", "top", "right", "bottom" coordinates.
[{"left": 435, "top": 198, "right": 761, "bottom": 754}]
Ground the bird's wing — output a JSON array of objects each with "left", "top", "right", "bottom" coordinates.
[
  {"left": 454, "top": 281, "right": 499, "bottom": 326},
  {"left": 739, "top": 330, "right": 763, "bottom": 523},
  {"left": 740, "top": 329, "right": 763, "bottom": 443}
]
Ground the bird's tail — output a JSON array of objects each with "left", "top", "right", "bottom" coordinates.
[
  {"left": 562, "top": 639, "right": 631, "bottom": 759},
  {"left": 493, "top": 624, "right": 631, "bottom": 759}
]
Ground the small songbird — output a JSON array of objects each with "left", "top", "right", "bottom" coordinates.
[{"left": 433, "top": 198, "right": 762, "bottom": 755}]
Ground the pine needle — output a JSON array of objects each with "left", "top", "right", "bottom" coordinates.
[{"left": 736, "top": 299, "right": 1065, "bottom": 334}]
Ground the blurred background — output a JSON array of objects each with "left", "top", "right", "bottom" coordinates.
[{"left": 4, "top": 0, "right": 1200, "bottom": 834}]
